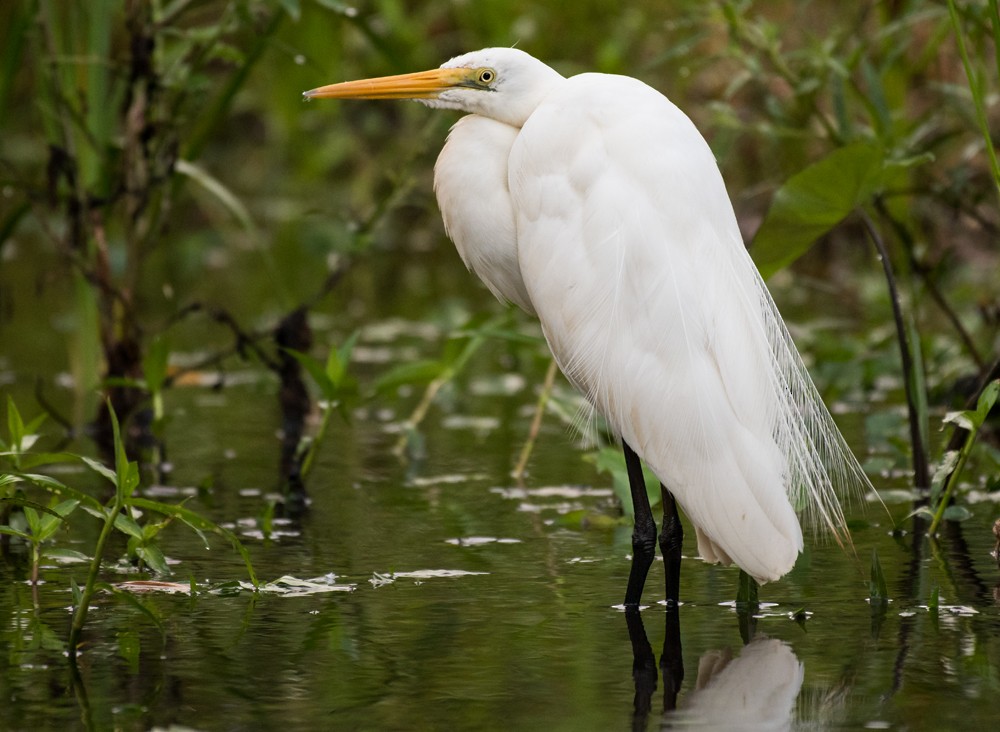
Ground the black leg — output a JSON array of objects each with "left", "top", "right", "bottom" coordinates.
[
  {"left": 658, "top": 485, "right": 683, "bottom": 608},
  {"left": 623, "top": 441, "right": 656, "bottom": 607}
]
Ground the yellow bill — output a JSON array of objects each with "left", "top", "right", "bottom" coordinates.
[{"left": 303, "top": 67, "right": 475, "bottom": 101}]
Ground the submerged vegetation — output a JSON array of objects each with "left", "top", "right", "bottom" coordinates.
[{"left": 0, "top": 0, "right": 998, "bottom": 727}]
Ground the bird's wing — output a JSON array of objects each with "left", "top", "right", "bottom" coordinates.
[
  {"left": 434, "top": 114, "right": 535, "bottom": 314},
  {"left": 510, "top": 73, "right": 866, "bottom": 581}
]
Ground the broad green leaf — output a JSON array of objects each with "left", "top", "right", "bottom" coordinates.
[{"left": 753, "top": 143, "right": 886, "bottom": 279}]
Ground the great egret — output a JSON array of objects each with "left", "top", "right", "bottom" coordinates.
[{"left": 304, "top": 48, "right": 872, "bottom": 606}]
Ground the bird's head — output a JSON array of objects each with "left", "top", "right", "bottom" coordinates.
[{"left": 303, "top": 48, "right": 564, "bottom": 127}]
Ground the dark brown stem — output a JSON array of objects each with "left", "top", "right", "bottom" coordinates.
[{"left": 859, "top": 210, "right": 930, "bottom": 488}]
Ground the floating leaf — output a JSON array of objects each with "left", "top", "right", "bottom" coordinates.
[{"left": 243, "top": 574, "right": 356, "bottom": 596}]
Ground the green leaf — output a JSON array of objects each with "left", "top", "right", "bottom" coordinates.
[
  {"left": 946, "top": 379, "right": 1000, "bottom": 431},
  {"left": 584, "top": 447, "right": 660, "bottom": 517},
  {"left": 18, "top": 451, "right": 80, "bottom": 471},
  {"left": 136, "top": 544, "right": 170, "bottom": 575},
  {"left": 276, "top": 0, "right": 301, "bottom": 21},
  {"left": 374, "top": 359, "right": 446, "bottom": 394},
  {"left": 114, "top": 514, "right": 144, "bottom": 541},
  {"left": 36, "top": 499, "right": 79, "bottom": 541},
  {"left": 130, "top": 497, "right": 258, "bottom": 587},
  {"left": 23, "top": 506, "right": 41, "bottom": 536},
  {"left": 941, "top": 505, "right": 973, "bottom": 522},
  {"left": 328, "top": 330, "right": 360, "bottom": 388},
  {"left": 286, "top": 348, "right": 335, "bottom": 397},
  {"left": 176, "top": 159, "right": 256, "bottom": 234},
  {"left": 143, "top": 335, "right": 171, "bottom": 394},
  {"left": 18, "top": 475, "right": 103, "bottom": 512},
  {"left": 0, "top": 526, "right": 32, "bottom": 541},
  {"left": 81, "top": 456, "right": 117, "bottom": 486},
  {"left": 752, "top": 143, "right": 887, "bottom": 279},
  {"left": 869, "top": 548, "right": 889, "bottom": 604},
  {"left": 6, "top": 395, "right": 25, "bottom": 448},
  {"left": 15, "top": 472, "right": 69, "bottom": 492},
  {"left": 930, "top": 450, "right": 960, "bottom": 501},
  {"left": 43, "top": 548, "right": 91, "bottom": 564},
  {"left": 109, "top": 405, "right": 131, "bottom": 498}
]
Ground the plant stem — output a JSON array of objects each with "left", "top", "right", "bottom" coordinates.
[
  {"left": 859, "top": 210, "right": 930, "bottom": 488},
  {"left": 300, "top": 402, "right": 333, "bottom": 479},
  {"left": 68, "top": 496, "right": 122, "bottom": 659},
  {"left": 512, "top": 359, "right": 559, "bottom": 482},
  {"left": 874, "top": 200, "right": 986, "bottom": 371},
  {"left": 928, "top": 431, "right": 975, "bottom": 535},
  {"left": 947, "top": 0, "right": 1000, "bottom": 206}
]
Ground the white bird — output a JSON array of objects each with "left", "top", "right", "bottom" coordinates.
[{"left": 304, "top": 48, "right": 872, "bottom": 606}]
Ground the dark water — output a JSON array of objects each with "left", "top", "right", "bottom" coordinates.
[{"left": 2, "top": 366, "right": 1000, "bottom": 730}]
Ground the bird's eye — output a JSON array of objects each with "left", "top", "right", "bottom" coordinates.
[{"left": 478, "top": 68, "right": 496, "bottom": 85}]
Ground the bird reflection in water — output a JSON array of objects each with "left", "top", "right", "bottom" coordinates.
[{"left": 625, "top": 607, "right": 803, "bottom": 730}]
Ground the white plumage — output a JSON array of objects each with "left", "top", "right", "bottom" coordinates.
[{"left": 305, "top": 48, "right": 872, "bottom": 589}]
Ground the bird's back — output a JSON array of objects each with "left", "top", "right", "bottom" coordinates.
[{"left": 510, "top": 73, "right": 865, "bottom": 582}]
